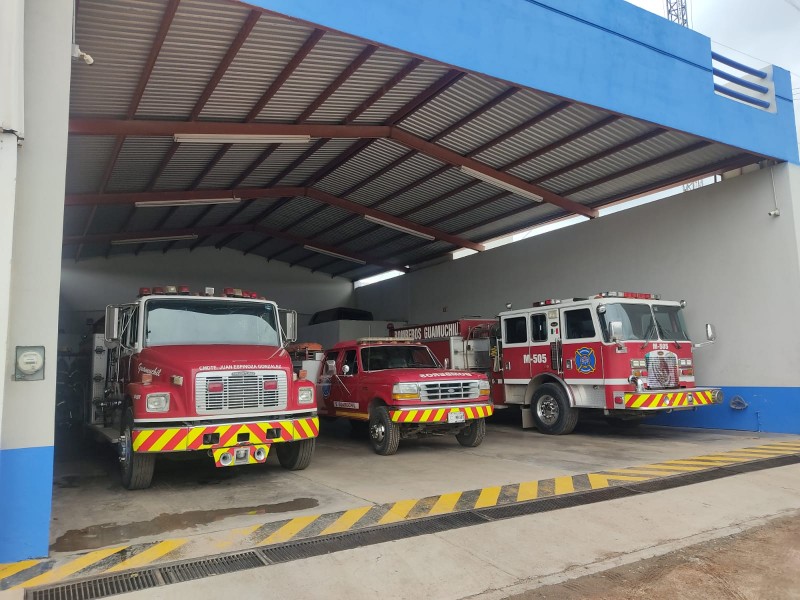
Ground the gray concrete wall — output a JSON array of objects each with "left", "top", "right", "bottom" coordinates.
[
  {"left": 356, "top": 164, "right": 800, "bottom": 390},
  {"left": 59, "top": 248, "right": 356, "bottom": 337}
]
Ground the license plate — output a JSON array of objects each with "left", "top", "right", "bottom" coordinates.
[{"left": 448, "top": 411, "right": 465, "bottom": 424}]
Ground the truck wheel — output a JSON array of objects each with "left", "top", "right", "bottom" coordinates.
[
  {"left": 369, "top": 406, "right": 400, "bottom": 456},
  {"left": 276, "top": 438, "right": 315, "bottom": 470},
  {"left": 531, "top": 384, "right": 578, "bottom": 435},
  {"left": 120, "top": 408, "right": 155, "bottom": 490},
  {"left": 456, "top": 418, "right": 486, "bottom": 447}
]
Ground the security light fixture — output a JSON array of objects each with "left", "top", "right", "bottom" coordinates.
[
  {"left": 173, "top": 134, "right": 311, "bottom": 145},
  {"left": 303, "top": 245, "right": 366, "bottom": 265},
  {"left": 111, "top": 235, "right": 199, "bottom": 245},
  {"left": 459, "top": 166, "right": 543, "bottom": 202},
  {"left": 134, "top": 198, "right": 242, "bottom": 208},
  {"left": 363, "top": 215, "right": 435, "bottom": 240}
]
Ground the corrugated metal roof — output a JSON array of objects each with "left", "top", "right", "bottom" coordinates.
[{"left": 64, "top": 0, "right": 762, "bottom": 279}]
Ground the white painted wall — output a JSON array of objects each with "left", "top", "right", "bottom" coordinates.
[
  {"left": 59, "top": 248, "right": 355, "bottom": 337},
  {"left": 357, "top": 164, "right": 800, "bottom": 388}
]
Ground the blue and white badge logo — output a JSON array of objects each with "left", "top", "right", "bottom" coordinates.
[{"left": 575, "top": 347, "right": 596, "bottom": 374}]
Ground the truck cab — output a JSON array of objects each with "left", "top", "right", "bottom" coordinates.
[{"left": 316, "top": 338, "right": 493, "bottom": 455}]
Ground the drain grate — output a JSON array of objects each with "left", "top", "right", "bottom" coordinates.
[
  {"left": 27, "top": 452, "right": 799, "bottom": 600},
  {"left": 30, "top": 570, "right": 159, "bottom": 600}
]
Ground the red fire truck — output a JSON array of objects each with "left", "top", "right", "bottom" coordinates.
[
  {"left": 89, "top": 286, "right": 319, "bottom": 489},
  {"left": 316, "top": 338, "right": 493, "bottom": 455},
  {"left": 390, "top": 292, "right": 722, "bottom": 435}
]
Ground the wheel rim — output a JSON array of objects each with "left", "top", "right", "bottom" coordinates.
[
  {"left": 536, "top": 395, "right": 560, "bottom": 426},
  {"left": 370, "top": 421, "right": 385, "bottom": 443},
  {"left": 119, "top": 426, "right": 132, "bottom": 474}
]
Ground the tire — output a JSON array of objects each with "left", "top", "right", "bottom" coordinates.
[
  {"left": 531, "top": 383, "right": 579, "bottom": 435},
  {"left": 276, "top": 438, "right": 315, "bottom": 470},
  {"left": 120, "top": 407, "right": 155, "bottom": 490},
  {"left": 369, "top": 405, "right": 400, "bottom": 456},
  {"left": 456, "top": 418, "right": 486, "bottom": 447}
]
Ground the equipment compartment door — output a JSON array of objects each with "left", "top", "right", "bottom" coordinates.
[{"left": 529, "top": 310, "right": 560, "bottom": 376}]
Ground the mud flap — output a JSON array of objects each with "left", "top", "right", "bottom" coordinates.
[{"left": 521, "top": 405, "right": 535, "bottom": 429}]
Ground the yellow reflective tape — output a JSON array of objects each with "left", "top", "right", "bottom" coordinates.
[
  {"left": 148, "top": 429, "right": 178, "bottom": 453},
  {"left": 404, "top": 411, "right": 418, "bottom": 423},
  {"left": 464, "top": 407, "right": 474, "bottom": 419},
  {"left": 435, "top": 409, "right": 446, "bottom": 421},
  {"left": 554, "top": 476, "right": 575, "bottom": 495},
  {"left": 652, "top": 394, "right": 663, "bottom": 407},
  {"left": 420, "top": 409, "right": 433, "bottom": 422},
  {"left": 429, "top": 492, "right": 461, "bottom": 515},
  {"left": 298, "top": 419, "right": 314, "bottom": 439},
  {"left": 14, "top": 546, "right": 126, "bottom": 589},
  {"left": 131, "top": 430, "right": 153, "bottom": 451},
  {"left": 0, "top": 560, "right": 40, "bottom": 581},
  {"left": 259, "top": 515, "right": 320, "bottom": 545},
  {"left": 632, "top": 394, "right": 650, "bottom": 408},
  {"left": 185, "top": 427, "right": 205, "bottom": 448},
  {"left": 281, "top": 422, "right": 295, "bottom": 438},
  {"left": 320, "top": 506, "right": 372, "bottom": 535},
  {"left": 475, "top": 486, "right": 501, "bottom": 509},
  {"left": 517, "top": 481, "right": 538, "bottom": 501},
  {"left": 106, "top": 539, "right": 187, "bottom": 573},
  {"left": 378, "top": 499, "right": 417, "bottom": 525}
]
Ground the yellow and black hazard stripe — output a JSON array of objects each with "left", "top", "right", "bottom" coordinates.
[
  {"left": 3, "top": 439, "right": 799, "bottom": 591},
  {"left": 131, "top": 417, "right": 319, "bottom": 453},
  {"left": 390, "top": 404, "right": 493, "bottom": 423},
  {"left": 624, "top": 389, "right": 716, "bottom": 409}
]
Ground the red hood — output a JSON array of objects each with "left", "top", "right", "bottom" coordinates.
[
  {"left": 361, "top": 368, "right": 486, "bottom": 384},
  {"left": 138, "top": 345, "right": 290, "bottom": 372}
]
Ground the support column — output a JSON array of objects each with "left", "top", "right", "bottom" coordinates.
[{"left": 0, "top": 0, "right": 72, "bottom": 562}]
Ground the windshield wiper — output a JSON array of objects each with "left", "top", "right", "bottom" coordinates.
[
  {"left": 639, "top": 320, "right": 657, "bottom": 350},
  {"left": 656, "top": 323, "right": 683, "bottom": 349}
]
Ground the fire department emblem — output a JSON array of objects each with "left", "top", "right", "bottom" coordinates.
[{"left": 575, "top": 347, "right": 596, "bottom": 374}]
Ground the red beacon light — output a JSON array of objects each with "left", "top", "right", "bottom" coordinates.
[
  {"left": 152, "top": 286, "right": 165, "bottom": 295},
  {"left": 598, "top": 291, "right": 661, "bottom": 300},
  {"left": 138, "top": 287, "right": 152, "bottom": 297},
  {"left": 178, "top": 285, "right": 191, "bottom": 295},
  {"left": 532, "top": 299, "right": 561, "bottom": 307}
]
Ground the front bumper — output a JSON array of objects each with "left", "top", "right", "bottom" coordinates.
[
  {"left": 623, "top": 388, "right": 721, "bottom": 410},
  {"left": 390, "top": 402, "right": 493, "bottom": 424},
  {"left": 131, "top": 416, "right": 319, "bottom": 455}
]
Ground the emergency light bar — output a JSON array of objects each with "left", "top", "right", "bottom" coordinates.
[
  {"left": 459, "top": 166, "right": 544, "bottom": 202},
  {"left": 532, "top": 299, "right": 561, "bottom": 307},
  {"left": 598, "top": 292, "right": 661, "bottom": 300}
]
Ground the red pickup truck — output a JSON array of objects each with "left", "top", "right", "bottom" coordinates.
[{"left": 316, "top": 338, "right": 493, "bottom": 455}]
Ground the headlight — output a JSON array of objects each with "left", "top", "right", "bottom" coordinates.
[
  {"left": 630, "top": 359, "right": 646, "bottom": 368},
  {"left": 298, "top": 386, "right": 315, "bottom": 405},
  {"left": 679, "top": 359, "right": 693, "bottom": 367},
  {"left": 392, "top": 382, "right": 420, "bottom": 399},
  {"left": 479, "top": 379, "right": 490, "bottom": 392},
  {"left": 146, "top": 393, "right": 170, "bottom": 412}
]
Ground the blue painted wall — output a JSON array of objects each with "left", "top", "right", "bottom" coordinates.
[
  {"left": 0, "top": 446, "right": 54, "bottom": 562},
  {"left": 651, "top": 387, "right": 800, "bottom": 434},
  {"left": 252, "top": 0, "right": 798, "bottom": 164}
]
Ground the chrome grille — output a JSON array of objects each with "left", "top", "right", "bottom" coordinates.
[
  {"left": 195, "top": 370, "right": 288, "bottom": 414},
  {"left": 645, "top": 353, "right": 679, "bottom": 389},
  {"left": 419, "top": 380, "right": 480, "bottom": 401}
]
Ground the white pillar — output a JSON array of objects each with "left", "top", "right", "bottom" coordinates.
[{"left": 0, "top": 0, "right": 72, "bottom": 562}]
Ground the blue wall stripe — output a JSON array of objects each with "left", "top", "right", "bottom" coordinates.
[
  {"left": 651, "top": 387, "right": 800, "bottom": 434},
  {"left": 0, "top": 446, "right": 54, "bottom": 562}
]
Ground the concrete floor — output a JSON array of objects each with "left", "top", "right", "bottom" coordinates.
[
  {"left": 108, "top": 463, "right": 800, "bottom": 600},
  {"left": 50, "top": 410, "right": 795, "bottom": 555}
]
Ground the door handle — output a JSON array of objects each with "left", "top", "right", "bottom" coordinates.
[{"left": 505, "top": 361, "right": 511, "bottom": 371}]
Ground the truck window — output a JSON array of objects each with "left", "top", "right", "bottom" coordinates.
[
  {"left": 564, "top": 308, "right": 596, "bottom": 340},
  {"left": 361, "top": 345, "right": 439, "bottom": 370},
  {"left": 531, "top": 314, "right": 547, "bottom": 342},
  {"left": 503, "top": 317, "right": 528, "bottom": 344},
  {"left": 125, "top": 307, "right": 139, "bottom": 348},
  {"left": 342, "top": 349, "right": 358, "bottom": 375}
]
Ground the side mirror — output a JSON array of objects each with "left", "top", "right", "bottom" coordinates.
[
  {"left": 706, "top": 323, "right": 716, "bottom": 342},
  {"left": 105, "top": 306, "right": 120, "bottom": 342},
  {"left": 609, "top": 321, "right": 623, "bottom": 342},
  {"left": 342, "top": 364, "right": 350, "bottom": 376},
  {"left": 284, "top": 310, "right": 298, "bottom": 343}
]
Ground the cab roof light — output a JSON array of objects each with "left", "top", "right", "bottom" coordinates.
[
  {"left": 138, "top": 287, "right": 152, "bottom": 297},
  {"left": 598, "top": 291, "right": 661, "bottom": 300},
  {"left": 532, "top": 299, "right": 561, "bottom": 307},
  {"left": 152, "top": 286, "right": 165, "bottom": 295},
  {"left": 357, "top": 337, "right": 406, "bottom": 344},
  {"left": 178, "top": 285, "right": 191, "bottom": 295},
  {"left": 204, "top": 287, "right": 215, "bottom": 296},
  {"left": 165, "top": 285, "right": 178, "bottom": 295}
]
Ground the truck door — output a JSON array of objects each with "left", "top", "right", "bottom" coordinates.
[
  {"left": 500, "top": 314, "right": 530, "bottom": 384},
  {"left": 317, "top": 350, "right": 339, "bottom": 416},
  {"left": 529, "top": 311, "right": 560, "bottom": 376},
  {"left": 331, "top": 348, "right": 361, "bottom": 416},
  {"left": 560, "top": 306, "right": 603, "bottom": 384}
]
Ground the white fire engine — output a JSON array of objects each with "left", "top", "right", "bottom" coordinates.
[{"left": 391, "top": 292, "right": 722, "bottom": 434}]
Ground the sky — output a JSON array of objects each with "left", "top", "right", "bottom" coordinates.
[{"left": 625, "top": 0, "right": 800, "bottom": 141}]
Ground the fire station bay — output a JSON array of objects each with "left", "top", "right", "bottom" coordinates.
[{"left": 1, "top": 0, "right": 799, "bottom": 597}]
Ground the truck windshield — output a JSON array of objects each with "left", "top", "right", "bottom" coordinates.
[
  {"left": 144, "top": 300, "right": 280, "bottom": 347},
  {"left": 598, "top": 303, "right": 690, "bottom": 342},
  {"left": 361, "top": 345, "right": 440, "bottom": 371}
]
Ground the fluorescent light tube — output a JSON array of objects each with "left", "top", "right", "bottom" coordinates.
[
  {"left": 364, "top": 215, "right": 435, "bottom": 240},
  {"left": 134, "top": 198, "right": 242, "bottom": 208},
  {"left": 112, "top": 235, "right": 199, "bottom": 245},
  {"left": 303, "top": 245, "right": 366, "bottom": 265},
  {"left": 174, "top": 134, "right": 311, "bottom": 145},
  {"left": 460, "top": 166, "right": 543, "bottom": 202}
]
